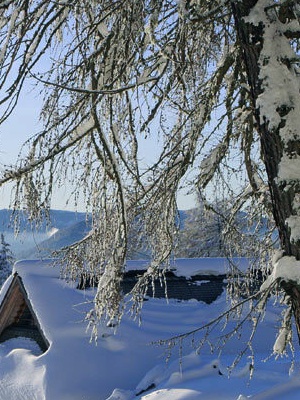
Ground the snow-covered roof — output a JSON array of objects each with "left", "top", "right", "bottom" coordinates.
[
  {"left": 0, "top": 258, "right": 232, "bottom": 399},
  {"left": 0, "top": 258, "right": 299, "bottom": 399},
  {"left": 126, "top": 257, "right": 250, "bottom": 277},
  {"left": 0, "top": 272, "right": 49, "bottom": 352}
]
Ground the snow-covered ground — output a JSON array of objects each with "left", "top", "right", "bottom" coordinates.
[{"left": 0, "top": 259, "right": 299, "bottom": 399}]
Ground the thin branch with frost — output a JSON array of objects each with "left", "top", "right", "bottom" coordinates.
[
  {"left": 28, "top": 69, "right": 159, "bottom": 95},
  {"left": 153, "top": 279, "right": 284, "bottom": 371}
]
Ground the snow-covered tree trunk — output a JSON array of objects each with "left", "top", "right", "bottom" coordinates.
[{"left": 232, "top": 0, "right": 300, "bottom": 340}]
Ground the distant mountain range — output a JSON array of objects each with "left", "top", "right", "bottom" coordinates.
[
  {"left": 0, "top": 209, "right": 88, "bottom": 258},
  {"left": 20, "top": 218, "right": 92, "bottom": 259},
  {"left": 0, "top": 209, "right": 86, "bottom": 233},
  {"left": 0, "top": 209, "right": 187, "bottom": 259},
  {"left": 0, "top": 208, "right": 275, "bottom": 260}
]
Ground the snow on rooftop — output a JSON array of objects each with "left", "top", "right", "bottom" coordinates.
[
  {"left": 126, "top": 257, "right": 250, "bottom": 277},
  {"left": 0, "top": 258, "right": 299, "bottom": 399},
  {"left": 0, "top": 258, "right": 232, "bottom": 399}
]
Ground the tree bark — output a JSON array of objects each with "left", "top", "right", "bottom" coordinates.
[{"left": 231, "top": 0, "right": 300, "bottom": 342}]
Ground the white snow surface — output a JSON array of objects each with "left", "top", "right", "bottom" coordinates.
[
  {"left": 261, "top": 255, "right": 300, "bottom": 295},
  {"left": 0, "top": 258, "right": 299, "bottom": 399},
  {"left": 286, "top": 215, "right": 300, "bottom": 243},
  {"left": 126, "top": 257, "right": 249, "bottom": 277}
]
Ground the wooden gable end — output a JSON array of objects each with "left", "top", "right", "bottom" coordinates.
[{"left": 0, "top": 273, "right": 49, "bottom": 352}]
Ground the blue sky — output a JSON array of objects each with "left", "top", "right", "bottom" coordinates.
[{"left": 0, "top": 88, "right": 196, "bottom": 211}]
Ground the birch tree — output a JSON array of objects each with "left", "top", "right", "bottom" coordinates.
[{"left": 0, "top": 0, "right": 299, "bottom": 351}]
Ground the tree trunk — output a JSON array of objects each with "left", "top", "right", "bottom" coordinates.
[{"left": 231, "top": 0, "right": 300, "bottom": 341}]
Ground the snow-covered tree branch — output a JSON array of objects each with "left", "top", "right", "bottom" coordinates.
[{"left": 0, "top": 0, "right": 300, "bottom": 351}]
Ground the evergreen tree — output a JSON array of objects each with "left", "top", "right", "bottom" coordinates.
[
  {"left": 176, "top": 203, "right": 228, "bottom": 258},
  {"left": 0, "top": 234, "right": 14, "bottom": 287}
]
